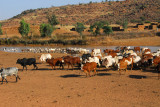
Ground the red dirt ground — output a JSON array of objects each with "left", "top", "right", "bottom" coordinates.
[{"left": 0, "top": 51, "right": 160, "bottom": 107}]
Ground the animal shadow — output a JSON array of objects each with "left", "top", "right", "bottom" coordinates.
[
  {"left": 129, "top": 75, "right": 147, "bottom": 79},
  {"left": 60, "top": 74, "right": 82, "bottom": 78},
  {"left": 97, "top": 73, "right": 112, "bottom": 76}
]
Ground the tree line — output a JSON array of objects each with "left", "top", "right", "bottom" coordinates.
[{"left": 0, "top": 14, "right": 117, "bottom": 39}]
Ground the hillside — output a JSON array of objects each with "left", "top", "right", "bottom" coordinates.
[{"left": 1, "top": 0, "right": 160, "bottom": 27}]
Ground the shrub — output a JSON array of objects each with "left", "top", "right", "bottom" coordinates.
[
  {"left": 75, "top": 22, "right": 86, "bottom": 39},
  {"left": 18, "top": 19, "right": 30, "bottom": 37},
  {"left": 0, "top": 23, "right": 3, "bottom": 35},
  {"left": 103, "top": 25, "right": 113, "bottom": 36},
  {"left": 40, "top": 23, "right": 53, "bottom": 37},
  {"left": 47, "top": 14, "right": 59, "bottom": 26},
  {"left": 145, "top": 21, "right": 151, "bottom": 23}
]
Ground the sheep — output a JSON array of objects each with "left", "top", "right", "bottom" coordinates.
[{"left": 0, "top": 67, "right": 20, "bottom": 84}]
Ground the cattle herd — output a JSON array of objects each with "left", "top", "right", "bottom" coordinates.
[{"left": 0, "top": 46, "right": 160, "bottom": 84}]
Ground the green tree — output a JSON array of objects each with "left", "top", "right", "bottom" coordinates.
[
  {"left": 75, "top": 22, "right": 86, "bottom": 39},
  {"left": 47, "top": 14, "right": 59, "bottom": 26},
  {"left": 90, "top": 21, "right": 109, "bottom": 36},
  {"left": 18, "top": 19, "right": 30, "bottom": 37},
  {"left": 103, "top": 25, "right": 113, "bottom": 36},
  {"left": 40, "top": 23, "right": 53, "bottom": 37},
  {"left": 0, "top": 23, "right": 3, "bottom": 35}
]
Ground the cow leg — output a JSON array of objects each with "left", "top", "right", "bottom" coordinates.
[
  {"left": 118, "top": 69, "right": 121, "bottom": 75},
  {"left": 71, "top": 64, "right": 74, "bottom": 70},
  {"left": 60, "top": 62, "right": 64, "bottom": 70},
  {"left": 131, "top": 63, "right": 133, "bottom": 71},
  {"left": 1, "top": 77, "right": 4, "bottom": 84},
  {"left": 54, "top": 65, "right": 56, "bottom": 70},
  {"left": 16, "top": 75, "right": 21, "bottom": 82},
  {"left": 93, "top": 69, "right": 97, "bottom": 76},
  {"left": 4, "top": 77, "right": 8, "bottom": 83},
  {"left": 67, "top": 64, "right": 70, "bottom": 70},
  {"left": 158, "top": 71, "right": 160, "bottom": 80},
  {"left": 88, "top": 70, "right": 91, "bottom": 77},
  {"left": 125, "top": 69, "right": 128, "bottom": 74},
  {"left": 83, "top": 70, "right": 88, "bottom": 77},
  {"left": 51, "top": 65, "right": 53, "bottom": 70},
  {"left": 22, "top": 66, "right": 24, "bottom": 71},
  {"left": 33, "top": 64, "right": 38, "bottom": 70},
  {"left": 25, "top": 66, "right": 27, "bottom": 71}
]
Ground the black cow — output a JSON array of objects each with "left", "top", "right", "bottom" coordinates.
[
  {"left": 16, "top": 58, "right": 38, "bottom": 71},
  {"left": 81, "top": 53, "right": 91, "bottom": 64}
]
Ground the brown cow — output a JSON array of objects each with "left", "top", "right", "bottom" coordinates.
[
  {"left": 153, "top": 56, "right": 160, "bottom": 79},
  {"left": 81, "top": 62, "right": 97, "bottom": 77},
  {"left": 158, "top": 63, "right": 160, "bottom": 80},
  {"left": 63, "top": 56, "right": 81, "bottom": 70},
  {"left": 104, "top": 49, "right": 120, "bottom": 54},
  {"left": 153, "top": 56, "right": 160, "bottom": 66},
  {"left": 46, "top": 58, "right": 64, "bottom": 70},
  {"left": 108, "top": 52, "right": 117, "bottom": 58},
  {"left": 118, "top": 60, "right": 128, "bottom": 75},
  {"left": 104, "top": 49, "right": 113, "bottom": 54},
  {"left": 134, "top": 47, "right": 141, "bottom": 53},
  {"left": 120, "top": 55, "right": 134, "bottom": 70}
]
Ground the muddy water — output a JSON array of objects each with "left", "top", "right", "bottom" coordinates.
[{"left": 0, "top": 46, "right": 160, "bottom": 53}]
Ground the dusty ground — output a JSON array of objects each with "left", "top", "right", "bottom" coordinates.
[{"left": 0, "top": 51, "right": 160, "bottom": 107}]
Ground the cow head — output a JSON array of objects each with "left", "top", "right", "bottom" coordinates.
[
  {"left": 16, "top": 59, "right": 21, "bottom": 64},
  {"left": 102, "top": 58, "right": 108, "bottom": 67}
]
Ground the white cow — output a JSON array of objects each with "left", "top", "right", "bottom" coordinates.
[
  {"left": 102, "top": 55, "right": 116, "bottom": 68},
  {"left": 92, "top": 49, "right": 102, "bottom": 57},
  {"left": 85, "top": 56, "right": 100, "bottom": 66},
  {"left": 0, "top": 67, "right": 20, "bottom": 84},
  {"left": 40, "top": 54, "right": 52, "bottom": 62}
]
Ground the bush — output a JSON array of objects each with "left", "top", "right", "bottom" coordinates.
[
  {"left": 75, "top": 22, "right": 86, "bottom": 39},
  {"left": 18, "top": 19, "right": 30, "bottom": 37},
  {"left": 47, "top": 14, "right": 59, "bottom": 26},
  {"left": 103, "top": 25, "right": 113, "bottom": 36},
  {"left": 0, "top": 23, "right": 3, "bottom": 35},
  {"left": 40, "top": 23, "right": 54, "bottom": 37},
  {"left": 145, "top": 21, "right": 151, "bottom": 23}
]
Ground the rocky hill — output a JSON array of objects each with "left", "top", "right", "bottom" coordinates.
[{"left": 1, "top": 0, "right": 160, "bottom": 27}]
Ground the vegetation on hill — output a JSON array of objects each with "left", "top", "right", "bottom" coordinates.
[{"left": 1, "top": 0, "right": 159, "bottom": 27}]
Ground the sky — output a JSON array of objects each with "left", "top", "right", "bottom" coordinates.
[{"left": 0, "top": 0, "right": 121, "bottom": 21}]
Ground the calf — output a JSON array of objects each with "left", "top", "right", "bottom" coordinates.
[
  {"left": 0, "top": 67, "right": 20, "bottom": 84},
  {"left": 16, "top": 58, "right": 38, "bottom": 71},
  {"left": 46, "top": 58, "right": 64, "bottom": 70},
  {"left": 63, "top": 56, "right": 81, "bottom": 70},
  {"left": 81, "top": 62, "right": 97, "bottom": 77},
  {"left": 118, "top": 60, "right": 128, "bottom": 75}
]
